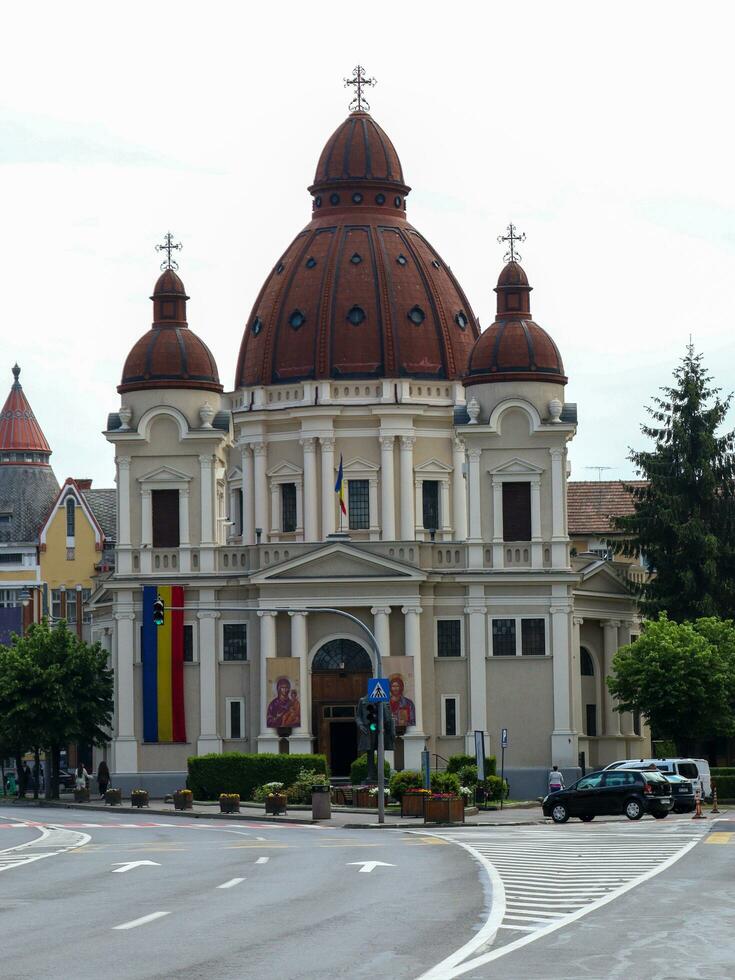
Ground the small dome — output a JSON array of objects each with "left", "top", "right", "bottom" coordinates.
[
  {"left": 311, "top": 111, "right": 406, "bottom": 192},
  {"left": 465, "top": 262, "right": 566, "bottom": 385},
  {"left": 119, "top": 272, "right": 222, "bottom": 394}
]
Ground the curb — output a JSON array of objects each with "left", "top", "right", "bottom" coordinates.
[{"left": 10, "top": 799, "right": 317, "bottom": 826}]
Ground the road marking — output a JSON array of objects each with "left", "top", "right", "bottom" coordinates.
[
  {"left": 256, "top": 836, "right": 267, "bottom": 841},
  {"left": 706, "top": 832, "right": 733, "bottom": 844},
  {"left": 347, "top": 860, "right": 396, "bottom": 873},
  {"left": 319, "top": 843, "right": 381, "bottom": 848},
  {"left": 111, "top": 860, "right": 161, "bottom": 873},
  {"left": 113, "top": 911, "right": 171, "bottom": 930},
  {"left": 225, "top": 843, "right": 287, "bottom": 850},
  {"left": 217, "top": 877, "right": 246, "bottom": 889},
  {"left": 256, "top": 856, "right": 269, "bottom": 864},
  {"left": 0, "top": 825, "right": 90, "bottom": 873}
]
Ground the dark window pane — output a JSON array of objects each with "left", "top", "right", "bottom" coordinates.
[
  {"left": 521, "top": 619, "right": 545, "bottom": 656},
  {"left": 66, "top": 590, "right": 77, "bottom": 624},
  {"left": 66, "top": 498, "right": 75, "bottom": 536},
  {"left": 492, "top": 619, "right": 516, "bottom": 656},
  {"left": 183, "top": 625, "right": 193, "bottom": 663},
  {"left": 580, "top": 648, "right": 595, "bottom": 675},
  {"left": 502, "top": 482, "right": 531, "bottom": 541},
  {"left": 586, "top": 704, "right": 597, "bottom": 737},
  {"left": 281, "top": 483, "right": 297, "bottom": 533},
  {"left": 229, "top": 700, "right": 242, "bottom": 739},
  {"left": 422, "top": 480, "right": 439, "bottom": 530},
  {"left": 223, "top": 624, "right": 247, "bottom": 662},
  {"left": 444, "top": 698, "right": 457, "bottom": 736},
  {"left": 152, "top": 489, "right": 180, "bottom": 547},
  {"left": 348, "top": 480, "right": 369, "bottom": 530},
  {"left": 633, "top": 709, "right": 641, "bottom": 735},
  {"left": 437, "top": 619, "right": 461, "bottom": 657}
]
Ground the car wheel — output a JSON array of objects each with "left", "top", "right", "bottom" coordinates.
[
  {"left": 625, "top": 798, "right": 643, "bottom": 820},
  {"left": 551, "top": 803, "right": 569, "bottom": 824},
  {"left": 652, "top": 811, "right": 668, "bottom": 819},
  {"left": 579, "top": 814, "right": 594, "bottom": 822}
]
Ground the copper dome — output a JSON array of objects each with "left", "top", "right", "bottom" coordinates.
[
  {"left": 465, "top": 262, "right": 566, "bottom": 385},
  {"left": 236, "top": 113, "right": 479, "bottom": 387},
  {"left": 119, "top": 271, "right": 222, "bottom": 394}
]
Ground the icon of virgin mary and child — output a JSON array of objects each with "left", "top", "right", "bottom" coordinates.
[
  {"left": 389, "top": 673, "right": 415, "bottom": 729},
  {"left": 266, "top": 676, "right": 301, "bottom": 728}
]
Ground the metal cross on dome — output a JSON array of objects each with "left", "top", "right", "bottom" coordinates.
[
  {"left": 156, "top": 232, "right": 182, "bottom": 271},
  {"left": 497, "top": 223, "right": 526, "bottom": 264},
  {"left": 344, "top": 65, "right": 377, "bottom": 113}
]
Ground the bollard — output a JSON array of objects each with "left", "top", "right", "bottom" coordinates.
[
  {"left": 692, "top": 787, "right": 707, "bottom": 820},
  {"left": 711, "top": 786, "right": 720, "bottom": 814}
]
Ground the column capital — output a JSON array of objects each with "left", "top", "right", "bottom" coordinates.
[
  {"left": 400, "top": 435, "right": 416, "bottom": 450},
  {"left": 468, "top": 447, "right": 482, "bottom": 460},
  {"left": 288, "top": 610, "right": 309, "bottom": 619},
  {"left": 452, "top": 436, "right": 465, "bottom": 453},
  {"left": 550, "top": 605, "right": 572, "bottom": 615},
  {"left": 300, "top": 437, "right": 317, "bottom": 452},
  {"left": 379, "top": 434, "right": 395, "bottom": 448},
  {"left": 198, "top": 453, "right": 214, "bottom": 466},
  {"left": 113, "top": 612, "right": 136, "bottom": 622},
  {"left": 603, "top": 619, "right": 622, "bottom": 629},
  {"left": 197, "top": 610, "right": 221, "bottom": 620},
  {"left": 257, "top": 609, "right": 279, "bottom": 619},
  {"left": 240, "top": 443, "right": 253, "bottom": 456},
  {"left": 371, "top": 606, "right": 392, "bottom": 616},
  {"left": 140, "top": 488, "right": 152, "bottom": 498},
  {"left": 573, "top": 616, "right": 585, "bottom": 626},
  {"left": 180, "top": 487, "right": 190, "bottom": 498},
  {"left": 320, "top": 436, "right": 336, "bottom": 451},
  {"left": 549, "top": 447, "right": 565, "bottom": 458},
  {"left": 401, "top": 605, "right": 423, "bottom": 616},
  {"left": 464, "top": 605, "right": 486, "bottom": 615},
  {"left": 252, "top": 442, "right": 267, "bottom": 457},
  {"left": 115, "top": 456, "right": 131, "bottom": 470}
]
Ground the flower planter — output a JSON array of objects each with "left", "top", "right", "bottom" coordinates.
[
  {"left": 424, "top": 796, "right": 465, "bottom": 824},
  {"left": 400, "top": 791, "right": 427, "bottom": 818},
  {"left": 353, "top": 787, "right": 377, "bottom": 808},
  {"left": 265, "top": 793, "right": 287, "bottom": 816},
  {"left": 173, "top": 790, "right": 193, "bottom": 811},
  {"left": 220, "top": 795, "right": 240, "bottom": 814},
  {"left": 105, "top": 788, "right": 122, "bottom": 807},
  {"left": 131, "top": 790, "right": 149, "bottom": 808},
  {"left": 73, "top": 787, "right": 90, "bottom": 803}
]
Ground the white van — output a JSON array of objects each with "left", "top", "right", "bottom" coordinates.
[{"left": 604, "top": 758, "right": 711, "bottom": 799}]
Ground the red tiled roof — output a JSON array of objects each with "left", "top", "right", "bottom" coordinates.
[
  {"left": 567, "top": 480, "right": 647, "bottom": 535},
  {"left": 0, "top": 364, "right": 51, "bottom": 455}
]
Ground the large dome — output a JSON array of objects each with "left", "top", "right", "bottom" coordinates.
[
  {"left": 465, "top": 261, "right": 566, "bottom": 385},
  {"left": 119, "top": 270, "right": 222, "bottom": 394},
  {"left": 235, "top": 112, "right": 479, "bottom": 387}
]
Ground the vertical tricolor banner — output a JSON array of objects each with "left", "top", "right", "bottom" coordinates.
[{"left": 142, "top": 585, "right": 186, "bottom": 743}]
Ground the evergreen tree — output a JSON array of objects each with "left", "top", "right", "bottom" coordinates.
[{"left": 614, "top": 344, "right": 735, "bottom": 621}]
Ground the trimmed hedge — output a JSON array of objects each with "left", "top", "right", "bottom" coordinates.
[
  {"left": 712, "top": 768, "right": 735, "bottom": 778},
  {"left": 446, "top": 753, "right": 497, "bottom": 777},
  {"left": 187, "top": 753, "right": 329, "bottom": 801},
  {"left": 350, "top": 753, "right": 391, "bottom": 786},
  {"left": 389, "top": 770, "right": 423, "bottom": 801},
  {"left": 712, "top": 774, "right": 735, "bottom": 800}
]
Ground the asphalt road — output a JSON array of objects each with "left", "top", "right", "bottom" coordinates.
[{"left": 2, "top": 805, "right": 733, "bottom": 980}]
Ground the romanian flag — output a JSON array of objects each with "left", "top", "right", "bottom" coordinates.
[
  {"left": 335, "top": 453, "right": 347, "bottom": 515},
  {"left": 142, "top": 585, "right": 186, "bottom": 743}
]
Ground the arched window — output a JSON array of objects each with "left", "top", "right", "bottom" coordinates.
[
  {"left": 312, "top": 639, "right": 372, "bottom": 673},
  {"left": 66, "top": 497, "right": 75, "bottom": 537},
  {"left": 580, "top": 647, "right": 595, "bottom": 676}
]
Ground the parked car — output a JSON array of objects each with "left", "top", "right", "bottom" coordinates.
[
  {"left": 57, "top": 768, "right": 76, "bottom": 790},
  {"left": 543, "top": 768, "right": 673, "bottom": 822},
  {"left": 604, "top": 758, "right": 711, "bottom": 799}
]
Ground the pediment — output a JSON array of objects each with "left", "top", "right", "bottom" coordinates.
[
  {"left": 488, "top": 457, "right": 544, "bottom": 476},
  {"left": 227, "top": 466, "right": 242, "bottom": 481},
  {"left": 250, "top": 542, "right": 426, "bottom": 584},
  {"left": 577, "top": 561, "right": 633, "bottom": 596},
  {"left": 415, "top": 457, "right": 453, "bottom": 474},
  {"left": 266, "top": 460, "right": 303, "bottom": 478},
  {"left": 343, "top": 457, "right": 380, "bottom": 473},
  {"left": 137, "top": 464, "right": 192, "bottom": 484}
]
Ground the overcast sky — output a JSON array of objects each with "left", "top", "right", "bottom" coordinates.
[{"left": 2, "top": 1, "right": 734, "bottom": 488}]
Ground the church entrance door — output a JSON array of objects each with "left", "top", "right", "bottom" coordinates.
[{"left": 311, "top": 639, "right": 373, "bottom": 777}]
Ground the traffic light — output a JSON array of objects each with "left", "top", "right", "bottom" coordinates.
[
  {"left": 152, "top": 595, "right": 165, "bottom": 627},
  {"left": 366, "top": 703, "right": 378, "bottom": 732}
]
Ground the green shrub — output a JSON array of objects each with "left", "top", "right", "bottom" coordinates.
[
  {"left": 187, "top": 753, "right": 328, "bottom": 801},
  {"left": 389, "top": 770, "right": 423, "bottom": 800},
  {"left": 484, "top": 775, "right": 509, "bottom": 801},
  {"left": 446, "top": 753, "right": 496, "bottom": 777},
  {"left": 713, "top": 774, "right": 735, "bottom": 800},
  {"left": 286, "top": 769, "right": 328, "bottom": 804},
  {"left": 653, "top": 740, "right": 677, "bottom": 758},
  {"left": 430, "top": 771, "right": 461, "bottom": 795},
  {"left": 711, "top": 767, "right": 735, "bottom": 778},
  {"left": 350, "top": 753, "right": 391, "bottom": 786},
  {"left": 458, "top": 764, "right": 478, "bottom": 787}
]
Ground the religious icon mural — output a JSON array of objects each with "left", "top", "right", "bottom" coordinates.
[
  {"left": 266, "top": 660, "right": 301, "bottom": 728},
  {"left": 382, "top": 657, "right": 416, "bottom": 729}
]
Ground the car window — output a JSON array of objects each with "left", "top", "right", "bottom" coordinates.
[
  {"left": 677, "top": 763, "right": 698, "bottom": 779},
  {"left": 602, "top": 772, "right": 638, "bottom": 787},
  {"left": 576, "top": 774, "right": 603, "bottom": 790}
]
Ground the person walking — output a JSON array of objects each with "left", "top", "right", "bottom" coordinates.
[
  {"left": 97, "top": 760, "right": 110, "bottom": 799},
  {"left": 548, "top": 765, "right": 565, "bottom": 794},
  {"left": 75, "top": 763, "right": 90, "bottom": 792}
]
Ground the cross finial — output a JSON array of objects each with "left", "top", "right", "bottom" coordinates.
[
  {"left": 156, "top": 232, "right": 182, "bottom": 271},
  {"left": 343, "top": 65, "right": 377, "bottom": 113},
  {"left": 497, "top": 223, "right": 526, "bottom": 264}
]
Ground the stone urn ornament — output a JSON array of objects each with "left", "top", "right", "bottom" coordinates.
[
  {"left": 199, "top": 402, "right": 215, "bottom": 428},
  {"left": 467, "top": 397, "right": 481, "bottom": 425},
  {"left": 118, "top": 404, "right": 132, "bottom": 431},
  {"left": 548, "top": 398, "right": 563, "bottom": 423}
]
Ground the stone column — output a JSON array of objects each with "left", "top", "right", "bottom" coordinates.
[
  {"left": 270, "top": 482, "right": 281, "bottom": 536},
  {"left": 401, "top": 605, "right": 424, "bottom": 769},
  {"left": 112, "top": 606, "right": 137, "bottom": 773},
  {"left": 257, "top": 611, "right": 279, "bottom": 753},
  {"left": 301, "top": 438, "right": 318, "bottom": 542},
  {"left": 228, "top": 486, "right": 239, "bottom": 536},
  {"left": 399, "top": 436, "right": 416, "bottom": 540},
  {"left": 288, "top": 611, "right": 312, "bottom": 752},
  {"left": 320, "top": 437, "right": 336, "bottom": 538},
  {"left": 440, "top": 479, "right": 451, "bottom": 539},
  {"left": 116, "top": 457, "right": 132, "bottom": 573},
  {"left": 197, "top": 598, "right": 222, "bottom": 755},
  {"left": 414, "top": 478, "right": 424, "bottom": 539},
  {"left": 379, "top": 436, "right": 396, "bottom": 540},
  {"left": 550, "top": 604, "right": 577, "bottom": 767},
  {"left": 370, "top": 606, "right": 391, "bottom": 660},
  {"left": 140, "top": 488, "right": 152, "bottom": 574},
  {"left": 618, "top": 622, "right": 636, "bottom": 736},
  {"left": 368, "top": 476, "right": 380, "bottom": 540},
  {"left": 549, "top": 447, "right": 567, "bottom": 567},
  {"left": 464, "top": 599, "right": 488, "bottom": 755},
  {"left": 491, "top": 475, "right": 504, "bottom": 568},
  {"left": 603, "top": 620, "right": 622, "bottom": 736},
  {"left": 452, "top": 437, "right": 467, "bottom": 541},
  {"left": 253, "top": 443, "right": 268, "bottom": 540},
  {"left": 571, "top": 616, "right": 584, "bottom": 736},
  {"left": 199, "top": 454, "right": 215, "bottom": 572},
  {"left": 530, "top": 477, "right": 543, "bottom": 568},
  {"left": 241, "top": 445, "right": 255, "bottom": 545},
  {"left": 179, "top": 488, "right": 191, "bottom": 572}
]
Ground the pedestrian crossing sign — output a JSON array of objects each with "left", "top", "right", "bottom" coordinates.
[{"left": 367, "top": 678, "right": 390, "bottom": 702}]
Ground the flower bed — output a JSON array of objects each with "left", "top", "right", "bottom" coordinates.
[
  {"left": 265, "top": 793, "right": 287, "bottom": 815},
  {"left": 131, "top": 789, "right": 149, "bottom": 808},
  {"left": 423, "top": 794, "right": 464, "bottom": 824},
  {"left": 105, "top": 788, "right": 122, "bottom": 806},
  {"left": 173, "top": 789, "right": 193, "bottom": 811},
  {"left": 401, "top": 789, "right": 429, "bottom": 818},
  {"left": 220, "top": 793, "right": 240, "bottom": 814}
]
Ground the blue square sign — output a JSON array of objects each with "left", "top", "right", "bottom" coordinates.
[{"left": 367, "top": 678, "right": 390, "bottom": 702}]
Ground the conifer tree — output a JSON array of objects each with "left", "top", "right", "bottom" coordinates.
[{"left": 614, "top": 344, "right": 735, "bottom": 621}]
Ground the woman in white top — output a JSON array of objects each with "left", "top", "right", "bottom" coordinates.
[{"left": 74, "top": 764, "right": 90, "bottom": 790}]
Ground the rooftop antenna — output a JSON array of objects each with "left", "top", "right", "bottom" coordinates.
[{"left": 585, "top": 466, "right": 613, "bottom": 509}]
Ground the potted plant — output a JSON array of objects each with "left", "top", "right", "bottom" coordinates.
[
  {"left": 173, "top": 788, "right": 193, "bottom": 811},
  {"left": 354, "top": 785, "right": 377, "bottom": 808},
  {"left": 73, "top": 786, "right": 90, "bottom": 803},
  {"left": 219, "top": 793, "right": 240, "bottom": 814},
  {"left": 131, "top": 789, "right": 149, "bottom": 808},
  {"left": 105, "top": 787, "right": 122, "bottom": 806},
  {"left": 263, "top": 782, "right": 287, "bottom": 815},
  {"left": 424, "top": 793, "right": 465, "bottom": 824},
  {"left": 401, "top": 788, "right": 430, "bottom": 817}
]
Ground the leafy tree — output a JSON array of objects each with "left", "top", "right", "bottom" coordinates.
[
  {"left": 607, "top": 614, "right": 735, "bottom": 748},
  {"left": 613, "top": 344, "right": 735, "bottom": 621}
]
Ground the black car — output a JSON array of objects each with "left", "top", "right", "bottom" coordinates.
[{"left": 542, "top": 768, "right": 673, "bottom": 822}]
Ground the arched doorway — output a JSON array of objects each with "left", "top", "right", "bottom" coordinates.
[
  {"left": 311, "top": 638, "right": 373, "bottom": 776},
  {"left": 580, "top": 646, "right": 598, "bottom": 737}
]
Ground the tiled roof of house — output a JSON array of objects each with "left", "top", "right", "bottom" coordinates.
[
  {"left": 567, "top": 480, "right": 647, "bottom": 535},
  {"left": 82, "top": 488, "right": 116, "bottom": 542}
]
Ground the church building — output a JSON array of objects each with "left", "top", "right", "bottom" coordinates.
[{"left": 90, "top": 84, "right": 648, "bottom": 795}]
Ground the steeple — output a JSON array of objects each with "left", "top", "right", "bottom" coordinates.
[{"left": 0, "top": 364, "right": 52, "bottom": 464}]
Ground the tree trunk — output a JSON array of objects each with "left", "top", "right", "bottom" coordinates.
[
  {"left": 33, "top": 747, "right": 40, "bottom": 800},
  {"left": 15, "top": 750, "right": 25, "bottom": 798},
  {"left": 52, "top": 745, "right": 61, "bottom": 800}
]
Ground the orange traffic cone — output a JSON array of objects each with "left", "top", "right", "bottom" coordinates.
[
  {"left": 692, "top": 787, "right": 707, "bottom": 820},
  {"left": 711, "top": 786, "right": 720, "bottom": 814}
]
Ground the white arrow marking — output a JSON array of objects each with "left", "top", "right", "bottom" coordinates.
[
  {"left": 347, "top": 861, "right": 396, "bottom": 873},
  {"left": 111, "top": 860, "right": 161, "bottom": 873}
]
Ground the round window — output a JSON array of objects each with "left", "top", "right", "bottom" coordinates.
[
  {"left": 306, "top": 257, "right": 317, "bottom": 269},
  {"left": 346, "top": 305, "right": 366, "bottom": 326},
  {"left": 352, "top": 192, "right": 363, "bottom": 204},
  {"left": 408, "top": 305, "right": 425, "bottom": 325},
  {"left": 350, "top": 252, "right": 362, "bottom": 265},
  {"left": 288, "top": 310, "right": 306, "bottom": 330},
  {"left": 396, "top": 254, "right": 408, "bottom": 267},
  {"left": 314, "top": 196, "right": 322, "bottom": 208},
  {"left": 375, "top": 193, "right": 386, "bottom": 205},
  {"left": 394, "top": 196, "right": 402, "bottom": 207},
  {"left": 329, "top": 193, "right": 340, "bottom": 206},
  {"left": 252, "top": 317, "right": 262, "bottom": 336},
  {"left": 455, "top": 311, "right": 468, "bottom": 330}
]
